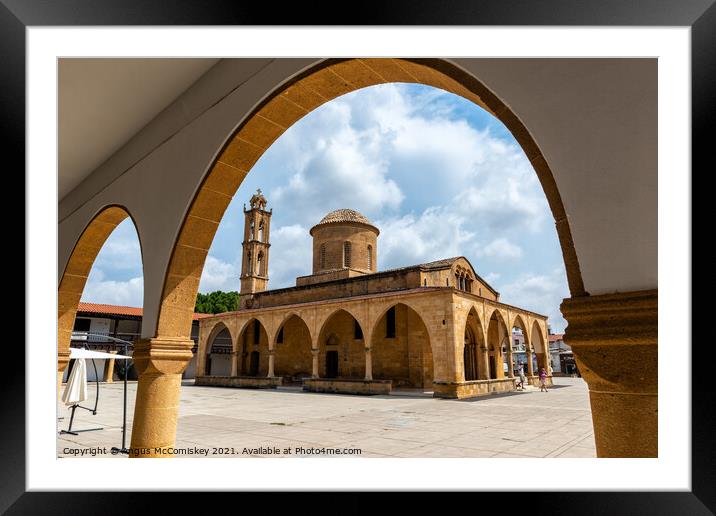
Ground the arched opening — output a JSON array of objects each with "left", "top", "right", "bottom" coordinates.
[
  {"left": 58, "top": 205, "right": 143, "bottom": 389},
  {"left": 130, "top": 58, "right": 588, "bottom": 456},
  {"left": 256, "top": 251, "right": 263, "bottom": 276},
  {"left": 154, "top": 58, "right": 583, "bottom": 347},
  {"left": 205, "top": 323, "right": 232, "bottom": 376},
  {"left": 371, "top": 303, "right": 433, "bottom": 389},
  {"left": 343, "top": 241, "right": 351, "bottom": 268},
  {"left": 237, "top": 318, "right": 269, "bottom": 376},
  {"left": 530, "top": 320, "right": 549, "bottom": 375},
  {"left": 510, "top": 315, "right": 533, "bottom": 378},
  {"left": 463, "top": 308, "right": 485, "bottom": 382},
  {"left": 486, "top": 310, "right": 508, "bottom": 380},
  {"left": 274, "top": 314, "right": 313, "bottom": 384},
  {"left": 319, "top": 243, "right": 326, "bottom": 270},
  {"left": 318, "top": 310, "right": 365, "bottom": 379}
]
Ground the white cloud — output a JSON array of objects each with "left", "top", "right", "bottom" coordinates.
[
  {"left": 81, "top": 275, "right": 144, "bottom": 307},
  {"left": 479, "top": 238, "right": 523, "bottom": 260},
  {"left": 376, "top": 207, "right": 476, "bottom": 269},
  {"left": 496, "top": 268, "right": 570, "bottom": 333},
  {"left": 267, "top": 225, "right": 313, "bottom": 288},
  {"left": 198, "top": 255, "right": 240, "bottom": 293}
]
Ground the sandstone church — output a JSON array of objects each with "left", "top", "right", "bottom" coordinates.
[{"left": 196, "top": 189, "right": 551, "bottom": 399}]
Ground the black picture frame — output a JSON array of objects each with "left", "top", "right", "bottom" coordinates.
[{"left": 4, "top": 0, "right": 707, "bottom": 513}]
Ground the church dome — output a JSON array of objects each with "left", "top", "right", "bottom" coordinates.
[{"left": 310, "top": 209, "right": 379, "bottom": 236}]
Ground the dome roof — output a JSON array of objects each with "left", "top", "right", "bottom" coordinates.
[{"left": 310, "top": 209, "right": 379, "bottom": 235}]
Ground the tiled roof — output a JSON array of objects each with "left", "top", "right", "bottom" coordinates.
[
  {"left": 77, "top": 302, "right": 210, "bottom": 321},
  {"left": 310, "top": 209, "right": 379, "bottom": 235},
  {"left": 549, "top": 333, "right": 565, "bottom": 342},
  {"left": 318, "top": 208, "right": 373, "bottom": 226}
]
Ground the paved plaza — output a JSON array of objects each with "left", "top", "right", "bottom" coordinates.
[{"left": 57, "top": 377, "right": 596, "bottom": 458}]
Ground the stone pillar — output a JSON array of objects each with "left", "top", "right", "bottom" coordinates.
[
  {"left": 364, "top": 347, "right": 373, "bottom": 381},
  {"left": 230, "top": 351, "right": 239, "bottom": 376},
  {"left": 478, "top": 345, "right": 490, "bottom": 380},
  {"left": 561, "top": 290, "right": 657, "bottom": 458},
  {"left": 525, "top": 343, "right": 535, "bottom": 377},
  {"left": 506, "top": 342, "right": 515, "bottom": 378},
  {"left": 129, "top": 338, "right": 194, "bottom": 458},
  {"left": 103, "top": 350, "right": 118, "bottom": 383},
  {"left": 311, "top": 348, "right": 319, "bottom": 378},
  {"left": 267, "top": 350, "right": 275, "bottom": 378}
]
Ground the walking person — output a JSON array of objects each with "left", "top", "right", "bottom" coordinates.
[
  {"left": 518, "top": 365, "right": 526, "bottom": 390},
  {"left": 539, "top": 367, "right": 548, "bottom": 392}
]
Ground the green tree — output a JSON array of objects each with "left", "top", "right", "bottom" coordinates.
[{"left": 194, "top": 290, "right": 240, "bottom": 314}]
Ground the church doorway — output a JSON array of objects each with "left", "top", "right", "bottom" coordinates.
[{"left": 325, "top": 351, "right": 339, "bottom": 378}]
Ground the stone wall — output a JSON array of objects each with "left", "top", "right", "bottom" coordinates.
[
  {"left": 195, "top": 375, "right": 281, "bottom": 389},
  {"left": 433, "top": 378, "right": 517, "bottom": 399},
  {"left": 311, "top": 223, "right": 377, "bottom": 274},
  {"left": 303, "top": 378, "right": 391, "bottom": 395}
]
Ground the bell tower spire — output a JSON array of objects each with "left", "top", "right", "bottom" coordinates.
[{"left": 240, "top": 189, "right": 271, "bottom": 307}]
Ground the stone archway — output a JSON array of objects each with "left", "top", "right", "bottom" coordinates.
[
  {"left": 57, "top": 205, "right": 141, "bottom": 394},
  {"left": 370, "top": 302, "right": 433, "bottom": 389},
  {"left": 486, "top": 310, "right": 509, "bottom": 380},
  {"left": 236, "top": 318, "right": 270, "bottom": 377},
  {"left": 273, "top": 314, "right": 313, "bottom": 383},
  {"left": 204, "top": 322, "right": 233, "bottom": 376},
  {"left": 317, "top": 309, "right": 366, "bottom": 380},
  {"left": 510, "top": 314, "right": 532, "bottom": 377},
  {"left": 462, "top": 308, "right": 485, "bottom": 382},
  {"left": 119, "top": 58, "right": 655, "bottom": 458}
]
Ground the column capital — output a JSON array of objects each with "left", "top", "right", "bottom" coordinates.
[
  {"left": 561, "top": 289, "right": 657, "bottom": 347},
  {"left": 364, "top": 346, "right": 372, "bottom": 353},
  {"left": 311, "top": 348, "right": 319, "bottom": 356},
  {"left": 132, "top": 337, "right": 194, "bottom": 376},
  {"left": 561, "top": 289, "right": 657, "bottom": 393}
]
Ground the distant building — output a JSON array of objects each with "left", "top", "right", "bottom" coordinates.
[
  {"left": 64, "top": 302, "right": 210, "bottom": 382},
  {"left": 197, "top": 191, "right": 552, "bottom": 399},
  {"left": 547, "top": 333, "right": 579, "bottom": 376}
]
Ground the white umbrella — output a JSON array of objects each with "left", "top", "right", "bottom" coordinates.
[{"left": 61, "top": 357, "right": 88, "bottom": 406}]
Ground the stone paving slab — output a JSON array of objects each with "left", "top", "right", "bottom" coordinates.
[{"left": 57, "top": 377, "right": 596, "bottom": 458}]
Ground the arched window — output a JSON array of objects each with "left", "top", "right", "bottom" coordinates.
[
  {"left": 259, "top": 220, "right": 264, "bottom": 242},
  {"left": 249, "top": 220, "right": 255, "bottom": 240},
  {"left": 343, "top": 241, "right": 351, "bottom": 268},
  {"left": 367, "top": 245, "right": 373, "bottom": 270},
  {"left": 385, "top": 306, "right": 396, "bottom": 338},
  {"left": 246, "top": 251, "right": 252, "bottom": 275},
  {"left": 257, "top": 251, "right": 263, "bottom": 276},
  {"left": 319, "top": 244, "right": 326, "bottom": 269}
]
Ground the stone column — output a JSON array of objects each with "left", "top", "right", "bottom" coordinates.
[
  {"left": 478, "top": 345, "right": 490, "bottom": 380},
  {"left": 364, "top": 347, "right": 373, "bottom": 381},
  {"left": 230, "top": 351, "right": 239, "bottom": 376},
  {"left": 267, "top": 349, "right": 275, "bottom": 378},
  {"left": 506, "top": 341, "right": 515, "bottom": 378},
  {"left": 561, "top": 290, "right": 657, "bottom": 458},
  {"left": 311, "top": 348, "right": 319, "bottom": 378},
  {"left": 129, "top": 337, "right": 194, "bottom": 458},
  {"left": 103, "top": 350, "right": 118, "bottom": 383},
  {"left": 525, "top": 343, "right": 535, "bottom": 377}
]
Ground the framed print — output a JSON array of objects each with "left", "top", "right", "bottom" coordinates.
[{"left": 5, "top": 0, "right": 709, "bottom": 512}]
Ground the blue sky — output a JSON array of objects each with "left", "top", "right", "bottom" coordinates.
[{"left": 81, "top": 83, "right": 569, "bottom": 331}]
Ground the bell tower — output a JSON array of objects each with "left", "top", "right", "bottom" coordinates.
[{"left": 240, "top": 189, "right": 271, "bottom": 306}]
